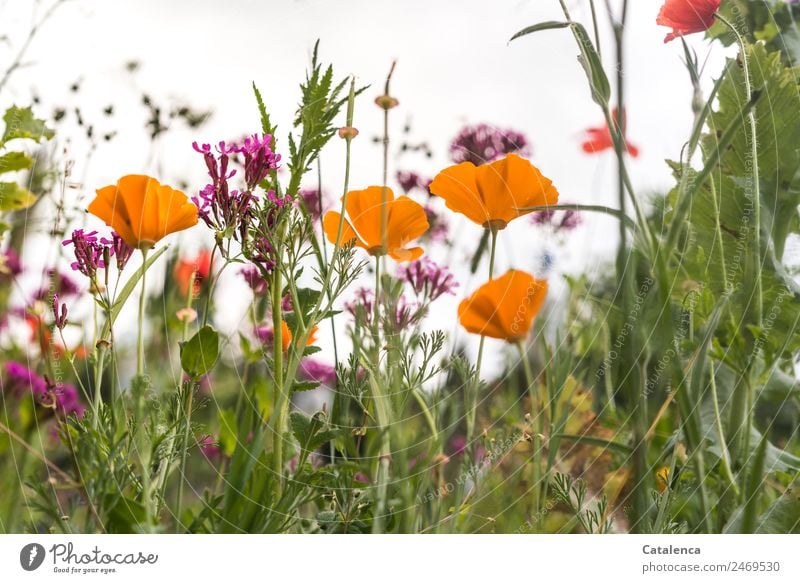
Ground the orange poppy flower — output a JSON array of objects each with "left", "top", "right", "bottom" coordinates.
[
  {"left": 174, "top": 249, "right": 213, "bottom": 297},
  {"left": 323, "top": 186, "right": 429, "bottom": 262},
  {"left": 88, "top": 175, "right": 198, "bottom": 250},
  {"left": 581, "top": 108, "right": 639, "bottom": 158},
  {"left": 429, "top": 153, "right": 558, "bottom": 231},
  {"left": 458, "top": 270, "right": 547, "bottom": 342},
  {"left": 656, "top": 0, "right": 720, "bottom": 43},
  {"left": 281, "top": 321, "right": 319, "bottom": 352}
]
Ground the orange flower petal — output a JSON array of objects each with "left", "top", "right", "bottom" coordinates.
[
  {"left": 389, "top": 246, "right": 424, "bottom": 262},
  {"left": 280, "top": 320, "right": 292, "bottom": 353},
  {"left": 386, "top": 196, "right": 429, "bottom": 261},
  {"left": 475, "top": 154, "right": 559, "bottom": 225},
  {"left": 458, "top": 270, "right": 547, "bottom": 342},
  {"left": 323, "top": 211, "right": 364, "bottom": 249},
  {"left": 458, "top": 294, "right": 508, "bottom": 339},
  {"left": 88, "top": 175, "right": 197, "bottom": 249},
  {"left": 429, "top": 162, "right": 489, "bottom": 226},
  {"left": 345, "top": 186, "right": 394, "bottom": 248},
  {"left": 87, "top": 186, "right": 137, "bottom": 245}
]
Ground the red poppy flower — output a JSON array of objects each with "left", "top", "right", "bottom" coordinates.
[
  {"left": 581, "top": 108, "right": 639, "bottom": 158},
  {"left": 656, "top": 0, "right": 720, "bottom": 43},
  {"left": 174, "top": 249, "right": 213, "bottom": 297}
]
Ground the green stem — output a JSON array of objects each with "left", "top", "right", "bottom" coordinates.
[
  {"left": 271, "top": 224, "right": 287, "bottom": 496},
  {"left": 715, "top": 13, "right": 762, "bottom": 330},
  {"left": 174, "top": 383, "right": 195, "bottom": 532},
  {"left": 517, "top": 342, "right": 542, "bottom": 524},
  {"left": 137, "top": 249, "right": 149, "bottom": 377},
  {"left": 134, "top": 248, "right": 154, "bottom": 529},
  {"left": 709, "top": 361, "right": 740, "bottom": 498},
  {"left": 715, "top": 13, "right": 762, "bottom": 467}
]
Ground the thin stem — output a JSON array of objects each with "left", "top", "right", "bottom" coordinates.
[
  {"left": 271, "top": 223, "right": 287, "bottom": 496},
  {"left": 137, "top": 249, "right": 149, "bottom": 377},
  {"left": 517, "top": 342, "right": 542, "bottom": 524},
  {"left": 715, "top": 12, "right": 762, "bottom": 466},
  {"left": 174, "top": 382, "right": 195, "bottom": 532},
  {"left": 709, "top": 361, "right": 740, "bottom": 497},
  {"left": 715, "top": 12, "right": 762, "bottom": 328}
]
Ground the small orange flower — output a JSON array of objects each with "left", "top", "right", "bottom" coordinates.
[
  {"left": 88, "top": 175, "right": 198, "bottom": 250},
  {"left": 429, "top": 153, "right": 558, "bottom": 231},
  {"left": 458, "top": 270, "right": 547, "bottom": 342},
  {"left": 281, "top": 321, "right": 319, "bottom": 353},
  {"left": 174, "top": 249, "right": 213, "bottom": 297},
  {"left": 655, "top": 466, "right": 670, "bottom": 494},
  {"left": 323, "top": 186, "right": 429, "bottom": 262}
]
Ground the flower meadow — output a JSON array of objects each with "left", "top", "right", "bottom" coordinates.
[{"left": 0, "top": 0, "right": 799, "bottom": 536}]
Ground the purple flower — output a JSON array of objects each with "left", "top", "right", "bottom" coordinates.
[
  {"left": 53, "top": 383, "right": 84, "bottom": 419},
  {"left": 241, "top": 265, "right": 269, "bottom": 294},
  {"left": 396, "top": 170, "right": 431, "bottom": 195},
  {"left": 254, "top": 325, "right": 274, "bottom": 346},
  {"left": 192, "top": 134, "right": 281, "bottom": 240},
  {"left": 199, "top": 435, "right": 222, "bottom": 460},
  {"left": 299, "top": 188, "right": 326, "bottom": 222},
  {"left": 32, "top": 270, "right": 82, "bottom": 302},
  {"left": 530, "top": 205, "right": 582, "bottom": 233},
  {"left": 232, "top": 134, "right": 281, "bottom": 189},
  {"left": 420, "top": 205, "right": 449, "bottom": 245},
  {"left": 103, "top": 231, "right": 134, "bottom": 271},
  {"left": 63, "top": 229, "right": 106, "bottom": 279},
  {"left": 4, "top": 361, "right": 48, "bottom": 400},
  {"left": 192, "top": 141, "right": 257, "bottom": 238},
  {"left": 345, "top": 287, "right": 375, "bottom": 325},
  {"left": 399, "top": 257, "right": 458, "bottom": 302},
  {"left": 52, "top": 294, "right": 68, "bottom": 330},
  {"left": 0, "top": 248, "right": 22, "bottom": 277},
  {"left": 298, "top": 358, "right": 336, "bottom": 387},
  {"left": 449, "top": 123, "right": 530, "bottom": 166}
]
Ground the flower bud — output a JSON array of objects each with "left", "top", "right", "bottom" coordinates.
[
  {"left": 374, "top": 95, "right": 399, "bottom": 110},
  {"left": 338, "top": 126, "right": 359, "bottom": 140},
  {"left": 176, "top": 307, "right": 198, "bottom": 323}
]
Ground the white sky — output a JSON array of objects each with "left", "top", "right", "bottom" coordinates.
[{"left": 2, "top": 0, "right": 732, "bottom": 378}]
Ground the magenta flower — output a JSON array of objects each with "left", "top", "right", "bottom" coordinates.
[
  {"left": 530, "top": 205, "right": 582, "bottom": 233},
  {"left": 52, "top": 294, "right": 68, "bottom": 330},
  {"left": 52, "top": 383, "right": 84, "bottom": 419},
  {"left": 104, "top": 231, "right": 134, "bottom": 271},
  {"left": 299, "top": 358, "right": 337, "bottom": 387},
  {"left": 0, "top": 248, "right": 22, "bottom": 277},
  {"left": 449, "top": 123, "right": 530, "bottom": 166},
  {"left": 240, "top": 266, "right": 268, "bottom": 295},
  {"left": 62, "top": 229, "right": 106, "bottom": 279},
  {"left": 4, "top": 361, "right": 48, "bottom": 400},
  {"left": 299, "top": 188, "right": 326, "bottom": 222},
  {"left": 396, "top": 170, "right": 431, "bottom": 195},
  {"left": 399, "top": 257, "right": 459, "bottom": 302},
  {"left": 199, "top": 435, "right": 222, "bottom": 460}
]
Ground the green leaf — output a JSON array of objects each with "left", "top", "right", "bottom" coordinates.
[
  {"left": 571, "top": 22, "right": 610, "bottom": 107},
  {"left": 180, "top": 325, "right": 220, "bottom": 378},
  {"left": 1, "top": 106, "right": 54, "bottom": 145},
  {"left": 510, "top": 21, "right": 570, "bottom": 41},
  {"left": 99, "top": 246, "right": 168, "bottom": 341},
  {"left": 0, "top": 181, "right": 37, "bottom": 210},
  {"left": 755, "top": 488, "right": 800, "bottom": 534},
  {"left": 290, "top": 410, "right": 339, "bottom": 458},
  {"left": 292, "top": 379, "right": 321, "bottom": 393},
  {"left": 218, "top": 409, "right": 238, "bottom": 457},
  {"left": 0, "top": 151, "right": 33, "bottom": 174}
]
